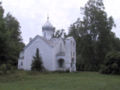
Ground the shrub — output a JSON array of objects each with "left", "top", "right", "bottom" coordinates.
[
  {"left": 31, "top": 48, "right": 44, "bottom": 72},
  {"left": 0, "top": 63, "right": 15, "bottom": 75},
  {"left": 100, "top": 51, "right": 120, "bottom": 74},
  {"left": 76, "top": 55, "right": 85, "bottom": 71},
  {"left": 0, "top": 64, "right": 7, "bottom": 74},
  {"left": 65, "top": 69, "right": 70, "bottom": 73}
]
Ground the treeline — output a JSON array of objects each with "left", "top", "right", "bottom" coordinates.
[
  {"left": 0, "top": 3, "right": 24, "bottom": 73},
  {"left": 68, "top": 0, "right": 120, "bottom": 74},
  {"left": 0, "top": 0, "right": 120, "bottom": 74}
]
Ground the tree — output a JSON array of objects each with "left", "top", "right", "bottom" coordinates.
[
  {"left": 68, "top": 0, "right": 118, "bottom": 71},
  {"left": 100, "top": 51, "right": 120, "bottom": 74},
  {"left": 53, "top": 29, "right": 67, "bottom": 38},
  {"left": 0, "top": 3, "right": 24, "bottom": 72},
  {"left": 4, "top": 13, "right": 24, "bottom": 66},
  {"left": 31, "top": 48, "right": 44, "bottom": 71},
  {"left": 0, "top": 3, "right": 10, "bottom": 65}
]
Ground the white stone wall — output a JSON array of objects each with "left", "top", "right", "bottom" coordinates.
[
  {"left": 18, "top": 51, "right": 24, "bottom": 69},
  {"left": 20, "top": 36, "right": 55, "bottom": 71},
  {"left": 18, "top": 36, "right": 76, "bottom": 72},
  {"left": 54, "top": 39, "right": 66, "bottom": 70},
  {"left": 65, "top": 37, "right": 76, "bottom": 72}
]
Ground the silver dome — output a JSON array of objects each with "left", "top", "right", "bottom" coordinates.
[{"left": 42, "top": 17, "right": 55, "bottom": 30}]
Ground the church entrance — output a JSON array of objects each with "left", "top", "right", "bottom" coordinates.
[{"left": 58, "top": 59, "right": 64, "bottom": 68}]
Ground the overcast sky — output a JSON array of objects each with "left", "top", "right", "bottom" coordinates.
[{"left": 1, "top": 0, "right": 120, "bottom": 44}]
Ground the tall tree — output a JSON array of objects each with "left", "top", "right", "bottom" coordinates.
[
  {"left": 69, "top": 0, "right": 117, "bottom": 71},
  {"left": 0, "top": 3, "right": 24, "bottom": 68},
  {"left": 4, "top": 13, "right": 24, "bottom": 66},
  {"left": 0, "top": 3, "right": 7, "bottom": 64}
]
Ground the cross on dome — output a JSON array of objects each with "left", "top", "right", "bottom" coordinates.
[
  {"left": 47, "top": 16, "right": 49, "bottom": 21},
  {"left": 42, "top": 16, "right": 54, "bottom": 29}
]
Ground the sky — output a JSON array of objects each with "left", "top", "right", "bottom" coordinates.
[{"left": 1, "top": 0, "right": 120, "bottom": 44}]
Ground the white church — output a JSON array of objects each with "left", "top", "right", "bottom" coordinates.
[{"left": 18, "top": 17, "right": 76, "bottom": 72}]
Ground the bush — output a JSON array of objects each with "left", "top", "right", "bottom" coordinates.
[
  {"left": 76, "top": 55, "right": 85, "bottom": 71},
  {"left": 65, "top": 69, "right": 70, "bottom": 73},
  {"left": 0, "top": 63, "right": 15, "bottom": 75},
  {"left": 31, "top": 48, "right": 44, "bottom": 72},
  {"left": 0, "top": 64, "right": 7, "bottom": 74},
  {"left": 100, "top": 51, "right": 120, "bottom": 74}
]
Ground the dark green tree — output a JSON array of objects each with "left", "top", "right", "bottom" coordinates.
[
  {"left": 69, "top": 0, "right": 117, "bottom": 71},
  {"left": 53, "top": 29, "right": 67, "bottom": 38},
  {"left": 31, "top": 48, "right": 44, "bottom": 71},
  {"left": 4, "top": 13, "right": 24, "bottom": 66},
  {"left": 0, "top": 3, "right": 24, "bottom": 70},
  {"left": 0, "top": 3, "right": 8, "bottom": 64},
  {"left": 100, "top": 51, "right": 120, "bottom": 74}
]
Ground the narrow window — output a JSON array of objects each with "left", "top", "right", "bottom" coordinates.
[
  {"left": 21, "top": 62, "right": 23, "bottom": 66},
  {"left": 44, "top": 32, "right": 46, "bottom": 37}
]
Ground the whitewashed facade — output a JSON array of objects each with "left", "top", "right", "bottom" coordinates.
[{"left": 18, "top": 18, "right": 76, "bottom": 72}]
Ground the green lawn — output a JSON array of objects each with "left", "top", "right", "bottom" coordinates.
[{"left": 0, "top": 71, "right": 120, "bottom": 90}]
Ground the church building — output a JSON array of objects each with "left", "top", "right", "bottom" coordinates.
[{"left": 18, "top": 17, "right": 76, "bottom": 72}]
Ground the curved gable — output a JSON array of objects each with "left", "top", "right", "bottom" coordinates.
[{"left": 24, "top": 35, "right": 53, "bottom": 50}]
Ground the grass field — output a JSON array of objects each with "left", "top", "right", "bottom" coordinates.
[{"left": 0, "top": 71, "right": 120, "bottom": 90}]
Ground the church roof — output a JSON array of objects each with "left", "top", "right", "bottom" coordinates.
[
  {"left": 23, "top": 34, "right": 75, "bottom": 52},
  {"left": 24, "top": 35, "right": 54, "bottom": 50},
  {"left": 24, "top": 35, "right": 64, "bottom": 51}
]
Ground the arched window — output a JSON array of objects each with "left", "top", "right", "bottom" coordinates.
[
  {"left": 58, "top": 59, "right": 64, "bottom": 68},
  {"left": 21, "top": 62, "right": 23, "bottom": 66},
  {"left": 44, "top": 32, "right": 46, "bottom": 37},
  {"left": 60, "top": 43, "right": 62, "bottom": 52},
  {"left": 71, "top": 58, "right": 74, "bottom": 67},
  {"left": 73, "top": 41, "right": 75, "bottom": 46}
]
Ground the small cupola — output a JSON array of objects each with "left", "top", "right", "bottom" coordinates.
[{"left": 42, "top": 17, "right": 55, "bottom": 40}]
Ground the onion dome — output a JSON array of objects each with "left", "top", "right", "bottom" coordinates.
[{"left": 42, "top": 17, "right": 55, "bottom": 31}]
